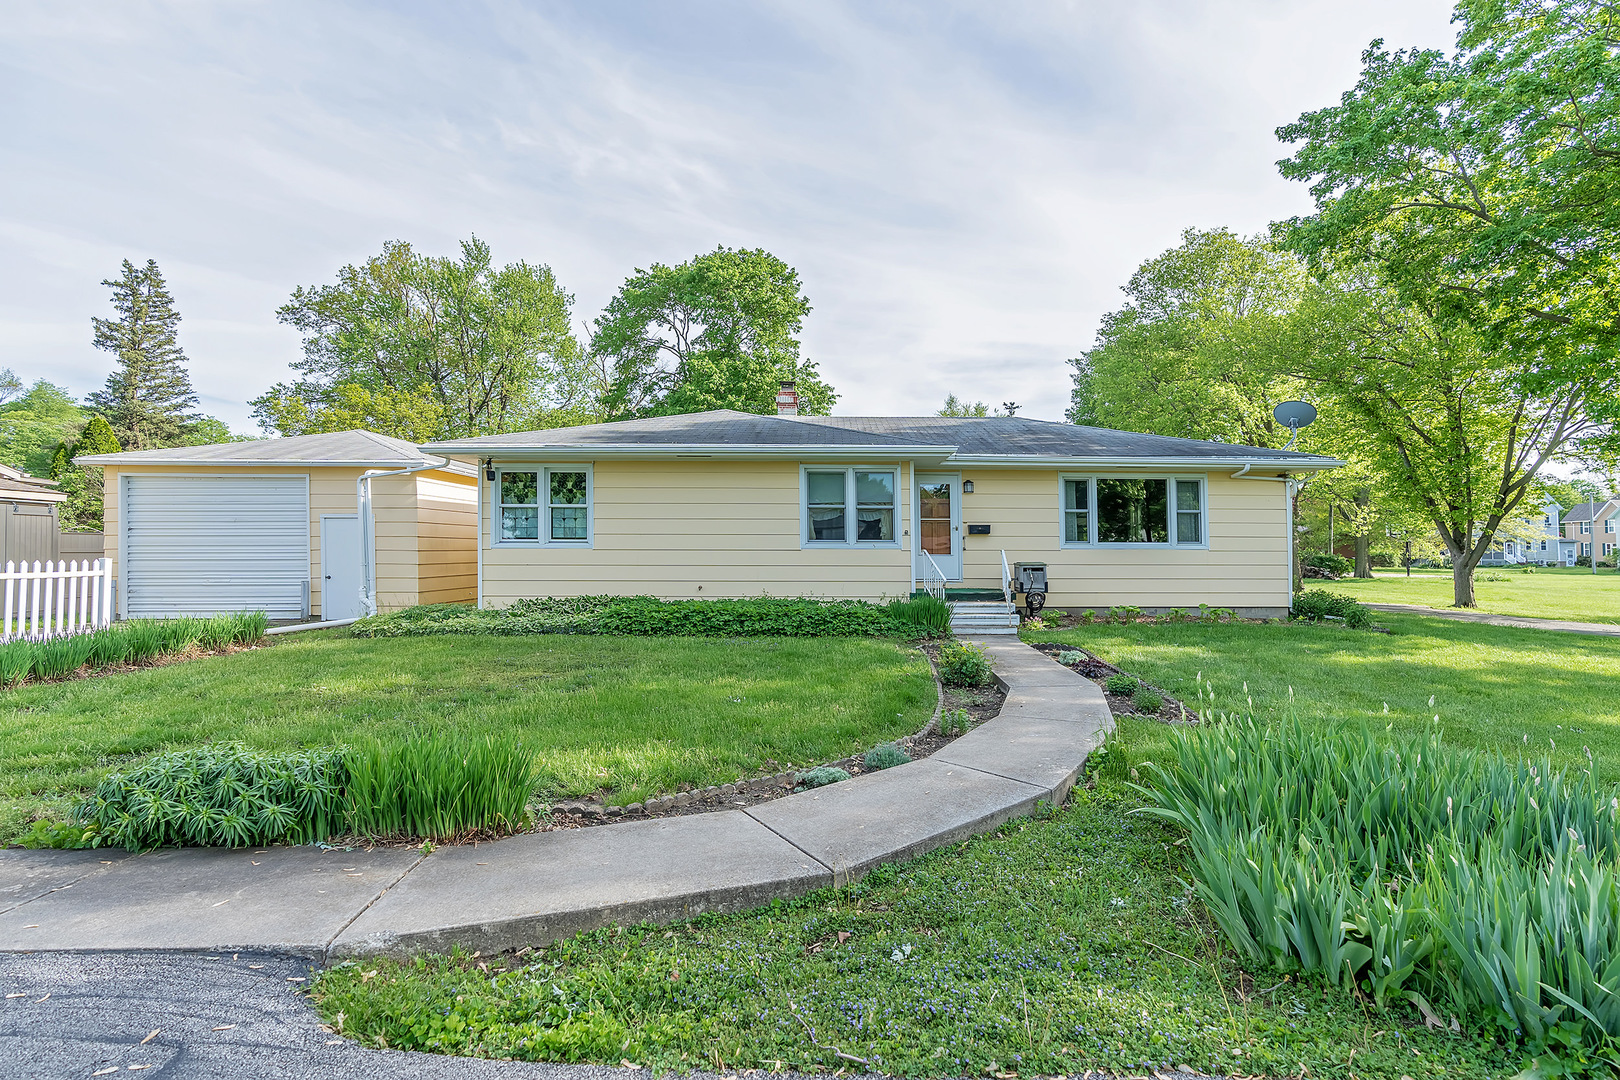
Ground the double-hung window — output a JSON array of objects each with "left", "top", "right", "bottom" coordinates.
[
  {"left": 804, "top": 468, "right": 898, "bottom": 545},
  {"left": 1060, "top": 475, "right": 1205, "bottom": 547},
  {"left": 497, "top": 467, "right": 591, "bottom": 544}
]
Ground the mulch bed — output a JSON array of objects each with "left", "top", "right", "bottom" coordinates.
[{"left": 1026, "top": 641, "right": 1198, "bottom": 724}]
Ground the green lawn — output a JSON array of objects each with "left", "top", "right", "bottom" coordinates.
[
  {"left": 1319, "top": 565, "right": 1620, "bottom": 624},
  {"left": 314, "top": 764, "right": 1511, "bottom": 1078},
  {"left": 1025, "top": 613, "right": 1620, "bottom": 780},
  {"left": 0, "top": 632, "right": 935, "bottom": 844}
]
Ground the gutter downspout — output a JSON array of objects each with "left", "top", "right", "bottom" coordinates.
[
  {"left": 357, "top": 456, "right": 448, "bottom": 617},
  {"left": 1234, "top": 465, "right": 1297, "bottom": 613}
]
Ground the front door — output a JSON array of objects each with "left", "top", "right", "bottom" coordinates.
[
  {"left": 915, "top": 473, "right": 961, "bottom": 581},
  {"left": 320, "top": 514, "right": 364, "bottom": 621}
]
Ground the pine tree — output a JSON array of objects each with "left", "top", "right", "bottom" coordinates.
[{"left": 88, "top": 259, "right": 199, "bottom": 450}]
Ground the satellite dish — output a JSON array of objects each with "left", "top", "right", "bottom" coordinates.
[
  {"left": 1272, "top": 401, "right": 1317, "bottom": 450},
  {"left": 1273, "top": 401, "right": 1318, "bottom": 430}
]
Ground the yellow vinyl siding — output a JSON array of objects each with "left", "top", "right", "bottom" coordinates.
[
  {"left": 100, "top": 464, "right": 476, "bottom": 618},
  {"left": 414, "top": 472, "right": 478, "bottom": 605},
  {"left": 480, "top": 459, "right": 913, "bottom": 606},
  {"left": 955, "top": 469, "right": 1289, "bottom": 614}
]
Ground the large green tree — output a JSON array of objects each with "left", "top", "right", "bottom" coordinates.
[
  {"left": 88, "top": 259, "right": 200, "bottom": 450},
  {"left": 592, "top": 247, "right": 835, "bottom": 418},
  {"left": 1065, "top": 229, "right": 1307, "bottom": 447},
  {"left": 0, "top": 381, "right": 86, "bottom": 478},
  {"left": 1276, "top": 0, "right": 1620, "bottom": 605},
  {"left": 256, "top": 237, "right": 590, "bottom": 439}
]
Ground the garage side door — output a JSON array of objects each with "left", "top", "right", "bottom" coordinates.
[{"left": 123, "top": 475, "right": 309, "bottom": 619}]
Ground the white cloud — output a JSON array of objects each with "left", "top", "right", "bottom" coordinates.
[{"left": 0, "top": 0, "right": 1458, "bottom": 429}]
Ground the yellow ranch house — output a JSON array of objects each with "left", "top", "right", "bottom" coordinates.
[{"left": 422, "top": 403, "right": 1341, "bottom": 622}]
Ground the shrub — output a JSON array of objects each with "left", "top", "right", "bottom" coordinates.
[
  {"left": 862, "top": 743, "right": 911, "bottom": 771},
  {"left": 344, "top": 732, "right": 536, "bottom": 841},
  {"left": 77, "top": 744, "right": 347, "bottom": 850},
  {"left": 351, "top": 596, "right": 924, "bottom": 639},
  {"left": 1103, "top": 673, "right": 1137, "bottom": 695},
  {"left": 1369, "top": 552, "right": 1395, "bottom": 568},
  {"left": 939, "top": 708, "right": 973, "bottom": 736},
  {"left": 886, "top": 594, "right": 952, "bottom": 637},
  {"left": 1135, "top": 706, "right": 1620, "bottom": 1066},
  {"left": 1304, "top": 552, "right": 1354, "bottom": 576},
  {"left": 796, "top": 766, "right": 850, "bottom": 789},
  {"left": 1291, "top": 590, "right": 1374, "bottom": 629},
  {"left": 936, "top": 641, "right": 991, "bottom": 688},
  {"left": 1130, "top": 687, "right": 1163, "bottom": 713}
]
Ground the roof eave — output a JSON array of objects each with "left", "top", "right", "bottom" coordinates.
[
  {"left": 943, "top": 453, "right": 1347, "bottom": 471},
  {"left": 73, "top": 455, "right": 453, "bottom": 469}
]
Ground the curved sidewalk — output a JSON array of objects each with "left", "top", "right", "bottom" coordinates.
[{"left": 0, "top": 638, "right": 1110, "bottom": 963}]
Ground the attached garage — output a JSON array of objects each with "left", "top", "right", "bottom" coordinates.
[{"left": 77, "top": 430, "right": 478, "bottom": 622}]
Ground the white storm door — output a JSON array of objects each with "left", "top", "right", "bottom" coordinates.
[
  {"left": 915, "top": 473, "right": 962, "bottom": 581},
  {"left": 122, "top": 474, "right": 308, "bottom": 619},
  {"left": 320, "top": 514, "right": 364, "bottom": 621}
]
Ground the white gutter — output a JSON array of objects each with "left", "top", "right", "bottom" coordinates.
[
  {"left": 356, "top": 456, "right": 448, "bottom": 617},
  {"left": 1232, "top": 464, "right": 1297, "bottom": 608},
  {"left": 422, "top": 443, "right": 959, "bottom": 461}
]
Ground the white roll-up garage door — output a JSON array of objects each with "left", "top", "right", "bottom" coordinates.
[{"left": 123, "top": 475, "right": 310, "bottom": 619}]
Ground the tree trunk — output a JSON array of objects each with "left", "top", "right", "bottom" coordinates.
[
  {"left": 1451, "top": 549, "right": 1481, "bottom": 607},
  {"left": 1354, "top": 489, "right": 1372, "bottom": 578}
]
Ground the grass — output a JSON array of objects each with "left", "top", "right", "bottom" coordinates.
[
  {"left": 0, "top": 632, "right": 934, "bottom": 844},
  {"left": 312, "top": 755, "right": 1512, "bottom": 1078},
  {"left": 1024, "top": 612, "right": 1620, "bottom": 782},
  {"left": 1321, "top": 565, "right": 1620, "bottom": 624},
  {"left": 308, "top": 614, "right": 1607, "bottom": 1076}
]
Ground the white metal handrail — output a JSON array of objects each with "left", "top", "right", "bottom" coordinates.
[
  {"left": 920, "top": 551, "right": 947, "bottom": 601},
  {"left": 1, "top": 559, "right": 114, "bottom": 640},
  {"left": 1001, "top": 549, "right": 1012, "bottom": 604}
]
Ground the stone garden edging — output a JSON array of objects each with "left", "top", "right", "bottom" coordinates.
[{"left": 0, "top": 638, "right": 1112, "bottom": 963}]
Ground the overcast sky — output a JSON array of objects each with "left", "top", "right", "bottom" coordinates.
[{"left": 1, "top": 1, "right": 1459, "bottom": 430}]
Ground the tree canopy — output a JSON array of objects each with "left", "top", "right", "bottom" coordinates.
[
  {"left": 1066, "top": 229, "right": 1307, "bottom": 446},
  {"left": 88, "top": 259, "right": 200, "bottom": 450},
  {"left": 51, "top": 414, "right": 120, "bottom": 531},
  {"left": 592, "top": 247, "right": 836, "bottom": 418},
  {"left": 0, "top": 381, "right": 86, "bottom": 479},
  {"left": 255, "top": 237, "right": 591, "bottom": 440}
]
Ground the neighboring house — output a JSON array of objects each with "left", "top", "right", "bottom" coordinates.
[
  {"left": 1562, "top": 499, "right": 1620, "bottom": 562},
  {"left": 1532, "top": 498, "right": 1580, "bottom": 567},
  {"left": 0, "top": 464, "right": 68, "bottom": 566},
  {"left": 421, "top": 404, "right": 1342, "bottom": 618},
  {"left": 75, "top": 430, "right": 477, "bottom": 620}
]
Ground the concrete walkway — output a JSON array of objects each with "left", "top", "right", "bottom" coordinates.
[
  {"left": 0, "top": 638, "right": 1110, "bottom": 964},
  {"left": 1366, "top": 602, "right": 1620, "bottom": 637}
]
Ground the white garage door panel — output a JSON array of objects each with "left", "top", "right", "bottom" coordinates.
[{"left": 124, "top": 475, "right": 309, "bottom": 619}]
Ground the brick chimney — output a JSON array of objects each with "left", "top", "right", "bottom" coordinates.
[{"left": 775, "top": 380, "right": 799, "bottom": 416}]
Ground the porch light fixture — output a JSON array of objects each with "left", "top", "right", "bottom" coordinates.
[
  {"left": 962, "top": 480, "right": 974, "bottom": 494},
  {"left": 483, "top": 459, "right": 496, "bottom": 481}
]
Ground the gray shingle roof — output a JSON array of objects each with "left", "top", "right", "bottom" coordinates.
[
  {"left": 1562, "top": 499, "right": 1620, "bottom": 522},
  {"left": 423, "top": 410, "right": 1340, "bottom": 466},
  {"left": 74, "top": 429, "right": 444, "bottom": 468},
  {"left": 423, "top": 411, "right": 943, "bottom": 451},
  {"left": 796, "top": 415, "right": 1336, "bottom": 462}
]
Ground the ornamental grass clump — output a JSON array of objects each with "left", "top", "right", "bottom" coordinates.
[
  {"left": 885, "top": 594, "right": 952, "bottom": 638},
  {"left": 343, "top": 732, "right": 536, "bottom": 841},
  {"left": 77, "top": 744, "right": 347, "bottom": 850},
  {"left": 1134, "top": 686, "right": 1620, "bottom": 1068}
]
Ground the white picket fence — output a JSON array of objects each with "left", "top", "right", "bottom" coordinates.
[{"left": 1, "top": 559, "right": 114, "bottom": 640}]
